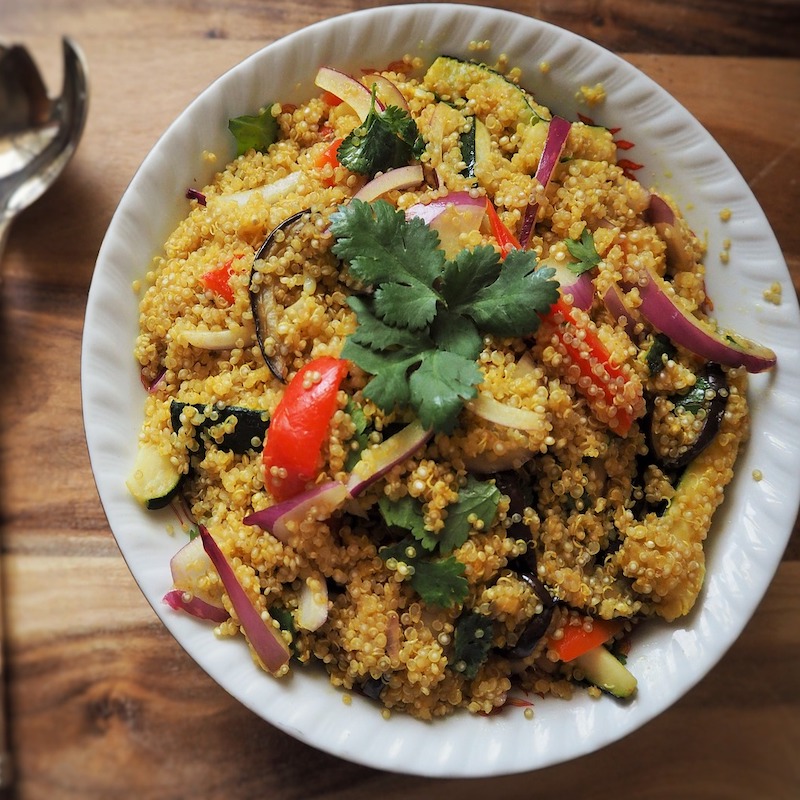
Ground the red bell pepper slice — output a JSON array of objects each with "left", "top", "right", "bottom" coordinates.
[
  {"left": 262, "top": 356, "right": 349, "bottom": 501},
  {"left": 543, "top": 296, "right": 637, "bottom": 437},
  {"left": 200, "top": 256, "right": 241, "bottom": 305},
  {"left": 548, "top": 616, "right": 623, "bottom": 662},
  {"left": 484, "top": 197, "right": 521, "bottom": 256},
  {"left": 315, "top": 137, "right": 343, "bottom": 187}
]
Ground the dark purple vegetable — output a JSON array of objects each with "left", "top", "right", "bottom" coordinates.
[
  {"left": 649, "top": 363, "right": 729, "bottom": 470},
  {"left": 185, "top": 187, "right": 207, "bottom": 205},
  {"left": 250, "top": 209, "right": 314, "bottom": 381}
]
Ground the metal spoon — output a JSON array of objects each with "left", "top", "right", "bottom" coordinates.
[{"left": 0, "top": 37, "right": 89, "bottom": 255}]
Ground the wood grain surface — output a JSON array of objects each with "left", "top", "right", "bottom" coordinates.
[{"left": 1, "top": 1, "right": 799, "bottom": 798}]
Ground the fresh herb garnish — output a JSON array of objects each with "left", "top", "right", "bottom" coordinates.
[
  {"left": 337, "top": 90, "right": 424, "bottom": 178},
  {"left": 565, "top": 228, "right": 601, "bottom": 275},
  {"left": 453, "top": 611, "right": 494, "bottom": 679},
  {"left": 380, "top": 536, "right": 468, "bottom": 608},
  {"left": 344, "top": 399, "right": 371, "bottom": 470},
  {"left": 646, "top": 332, "right": 677, "bottom": 375},
  {"left": 377, "top": 476, "right": 500, "bottom": 608},
  {"left": 331, "top": 200, "right": 560, "bottom": 432},
  {"left": 673, "top": 374, "right": 712, "bottom": 414},
  {"left": 228, "top": 107, "right": 279, "bottom": 156}
]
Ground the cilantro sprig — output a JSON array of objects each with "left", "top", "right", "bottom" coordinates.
[
  {"left": 331, "top": 200, "right": 560, "bottom": 433},
  {"left": 228, "top": 106, "right": 278, "bottom": 157},
  {"left": 337, "top": 91, "right": 424, "bottom": 178},
  {"left": 453, "top": 611, "right": 495, "bottom": 679},
  {"left": 377, "top": 476, "right": 501, "bottom": 608},
  {"left": 565, "top": 228, "right": 601, "bottom": 275}
]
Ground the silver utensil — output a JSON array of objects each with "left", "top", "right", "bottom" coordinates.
[
  {"left": 0, "top": 37, "right": 88, "bottom": 788},
  {"left": 0, "top": 37, "right": 89, "bottom": 255}
]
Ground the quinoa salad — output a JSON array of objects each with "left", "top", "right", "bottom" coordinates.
[{"left": 127, "top": 52, "right": 777, "bottom": 719}]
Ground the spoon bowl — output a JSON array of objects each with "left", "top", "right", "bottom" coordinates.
[{"left": 0, "top": 37, "right": 89, "bottom": 251}]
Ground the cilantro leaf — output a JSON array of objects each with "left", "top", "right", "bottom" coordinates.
[
  {"left": 346, "top": 296, "right": 429, "bottom": 352},
  {"left": 453, "top": 611, "right": 494, "bottom": 679},
  {"left": 429, "top": 310, "right": 482, "bottom": 361},
  {"left": 455, "top": 252, "right": 558, "bottom": 337},
  {"left": 645, "top": 332, "right": 676, "bottom": 376},
  {"left": 409, "top": 350, "right": 482, "bottom": 433},
  {"left": 337, "top": 95, "right": 424, "bottom": 178},
  {"left": 344, "top": 399, "right": 370, "bottom": 470},
  {"left": 410, "top": 557, "right": 468, "bottom": 608},
  {"left": 438, "top": 475, "right": 501, "bottom": 555},
  {"left": 565, "top": 228, "right": 602, "bottom": 275},
  {"left": 228, "top": 107, "right": 278, "bottom": 157},
  {"left": 378, "top": 496, "right": 436, "bottom": 551},
  {"left": 331, "top": 201, "right": 444, "bottom": 330},
  {"left": 379, "top": 536, "right": 468, "bottom": 608}
]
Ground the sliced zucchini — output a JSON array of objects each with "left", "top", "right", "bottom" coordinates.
[
  {"left": 126, "top": 441, "right": 183, "bottom": 510},
  {"left": 574, "top": 645, "right": 637, "bottom": 699},
  {"left": 170, "top": 400, "right": 269, "bottom": 454},
  {"left": 423, "top": 55, "right": 546, "bottom": 126},
  {"left": 460, "top": 117, "right": 492, "bottom": 178}
]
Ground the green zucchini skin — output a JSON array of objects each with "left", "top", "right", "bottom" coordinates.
[
  {"left": 170, "top": 400, "right": 270, "bottom": 454},
  {"left": 126, "top": 441, "right": 183, "bottom": 510}
]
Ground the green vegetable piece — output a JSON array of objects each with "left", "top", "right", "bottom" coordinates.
[
  {"left": 228, "top": 107, "right": 279, "bottom": 157},
  {"left": 379, "top": 496, "right": 436, "bottom": 551},
  {"left": 379, "top": 536, "right": 468, "bottom": 608},
  {"left": 565, "top": 228, "right": 601, "bottom": 275},
  {"left": 672, "top": 373, "right": 713, "bottom": 414},
  {"left": 438, "top": 475, "right": 501, "bottom": 554},
  {"left": 337, "top": 92, "right": 424, "bottom": 178},
  {"left": 453, "top": 611, "right": 494, "bottom": 680}
]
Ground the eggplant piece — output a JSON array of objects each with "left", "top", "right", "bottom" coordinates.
[
  {"left": 249, "top": 209, "right": 314, "bottom": 382},
  {"left": 500, "top": 569, "right": 556, "bottom": 660},
  {"left": 170, "top": 400, "right": 269, "bottom": 454},
  {"left": 649, "top": 363, "right": 729, "bottom": 471}
]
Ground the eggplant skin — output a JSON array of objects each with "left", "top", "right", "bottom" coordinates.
[
  {"left": 649, "top": 363, "right": 729, "bottom": 471},
  {"left": 249, "top": 209, "right": 313, "bottom": 381}
]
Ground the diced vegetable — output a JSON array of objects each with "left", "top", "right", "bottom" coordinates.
[
  {"left": 315, "top": 137, "right": 343, "bottom": 186},
  {"left": 261, "top": 356, "right": 349, "bottom": 501},
  {"left": 574, "top": 644, "right": 637, "bottom": 698},
  {"left": 170, "top": 400, "right": 269, "bottom": 454},
  {"left": 548, "top": 616, "right": 623, "bottom": 662},
  {"left": 484, "top": 197, "right": 521, "bottom": 256},
  {"left": 353, "top": 164, "right": 424, "bottom": 203},
  {"left": 250, "top": 209, "right": 317, "bottom": 380},
  {"left": 423, "top": 56, "right": 544, "bottom": 127},
  {"left": 543, "top": 296, "right": 643, "bottom": 436},
  {"left": 200, "top": 257, "right": 237, "bottom": 305},
  {"left": 126, "top": 441, "right": 183, "bottom": 510}
]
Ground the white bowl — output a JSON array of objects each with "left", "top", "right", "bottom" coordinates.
[{"left": 82, "top": 2, "right": 800, "bottom": 777}]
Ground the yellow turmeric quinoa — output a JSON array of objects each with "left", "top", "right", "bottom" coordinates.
[{"left": 128, "top": 52, "right": 771, "bottom": 719}]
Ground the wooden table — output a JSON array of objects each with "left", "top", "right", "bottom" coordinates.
[{"left": 2, "top": 2, "right": 799, "bottom": 798}]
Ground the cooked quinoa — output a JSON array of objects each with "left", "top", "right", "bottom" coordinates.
[{"left": 128, "top": 52, "right": 773, "bottom": 720}]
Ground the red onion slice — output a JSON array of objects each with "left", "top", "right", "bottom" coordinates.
[
  {"left": 243, "top": 481, "right": 350, "bottom": 543},
  {"left": 199, "top": 525, "right": 292, "bottom": 674},
  {"left": 646, "top": 193, "right": 693, "bottom": 271},
  {"left": 519, "top": 116, "right": 572, "bottom": 248},
  {"left": 361, "top": 73, "right": 409, "bottom": 111},
  {"left": 163, "top": 589, "right": 229, "bottom": 623},
  {"left": 347, "top": 420, "right": 432, "bottom": 496},
  {"left": 634, "top": 264, "right": 776, "bottom": 373},
  {"left": 406, "top": 192, "right": 486, "bottom": 258},
  {"left": 352, "top": 165, "right": 424, "bottom": 203},
  {"left": 602, "top": 282, "right": 642, "bottom": 337},
  {"left": 315, "top": 66, "right": 384, "bottom": 122},
  {"left": 244, "top": 421, "right": 431, "bottom": 539}
]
